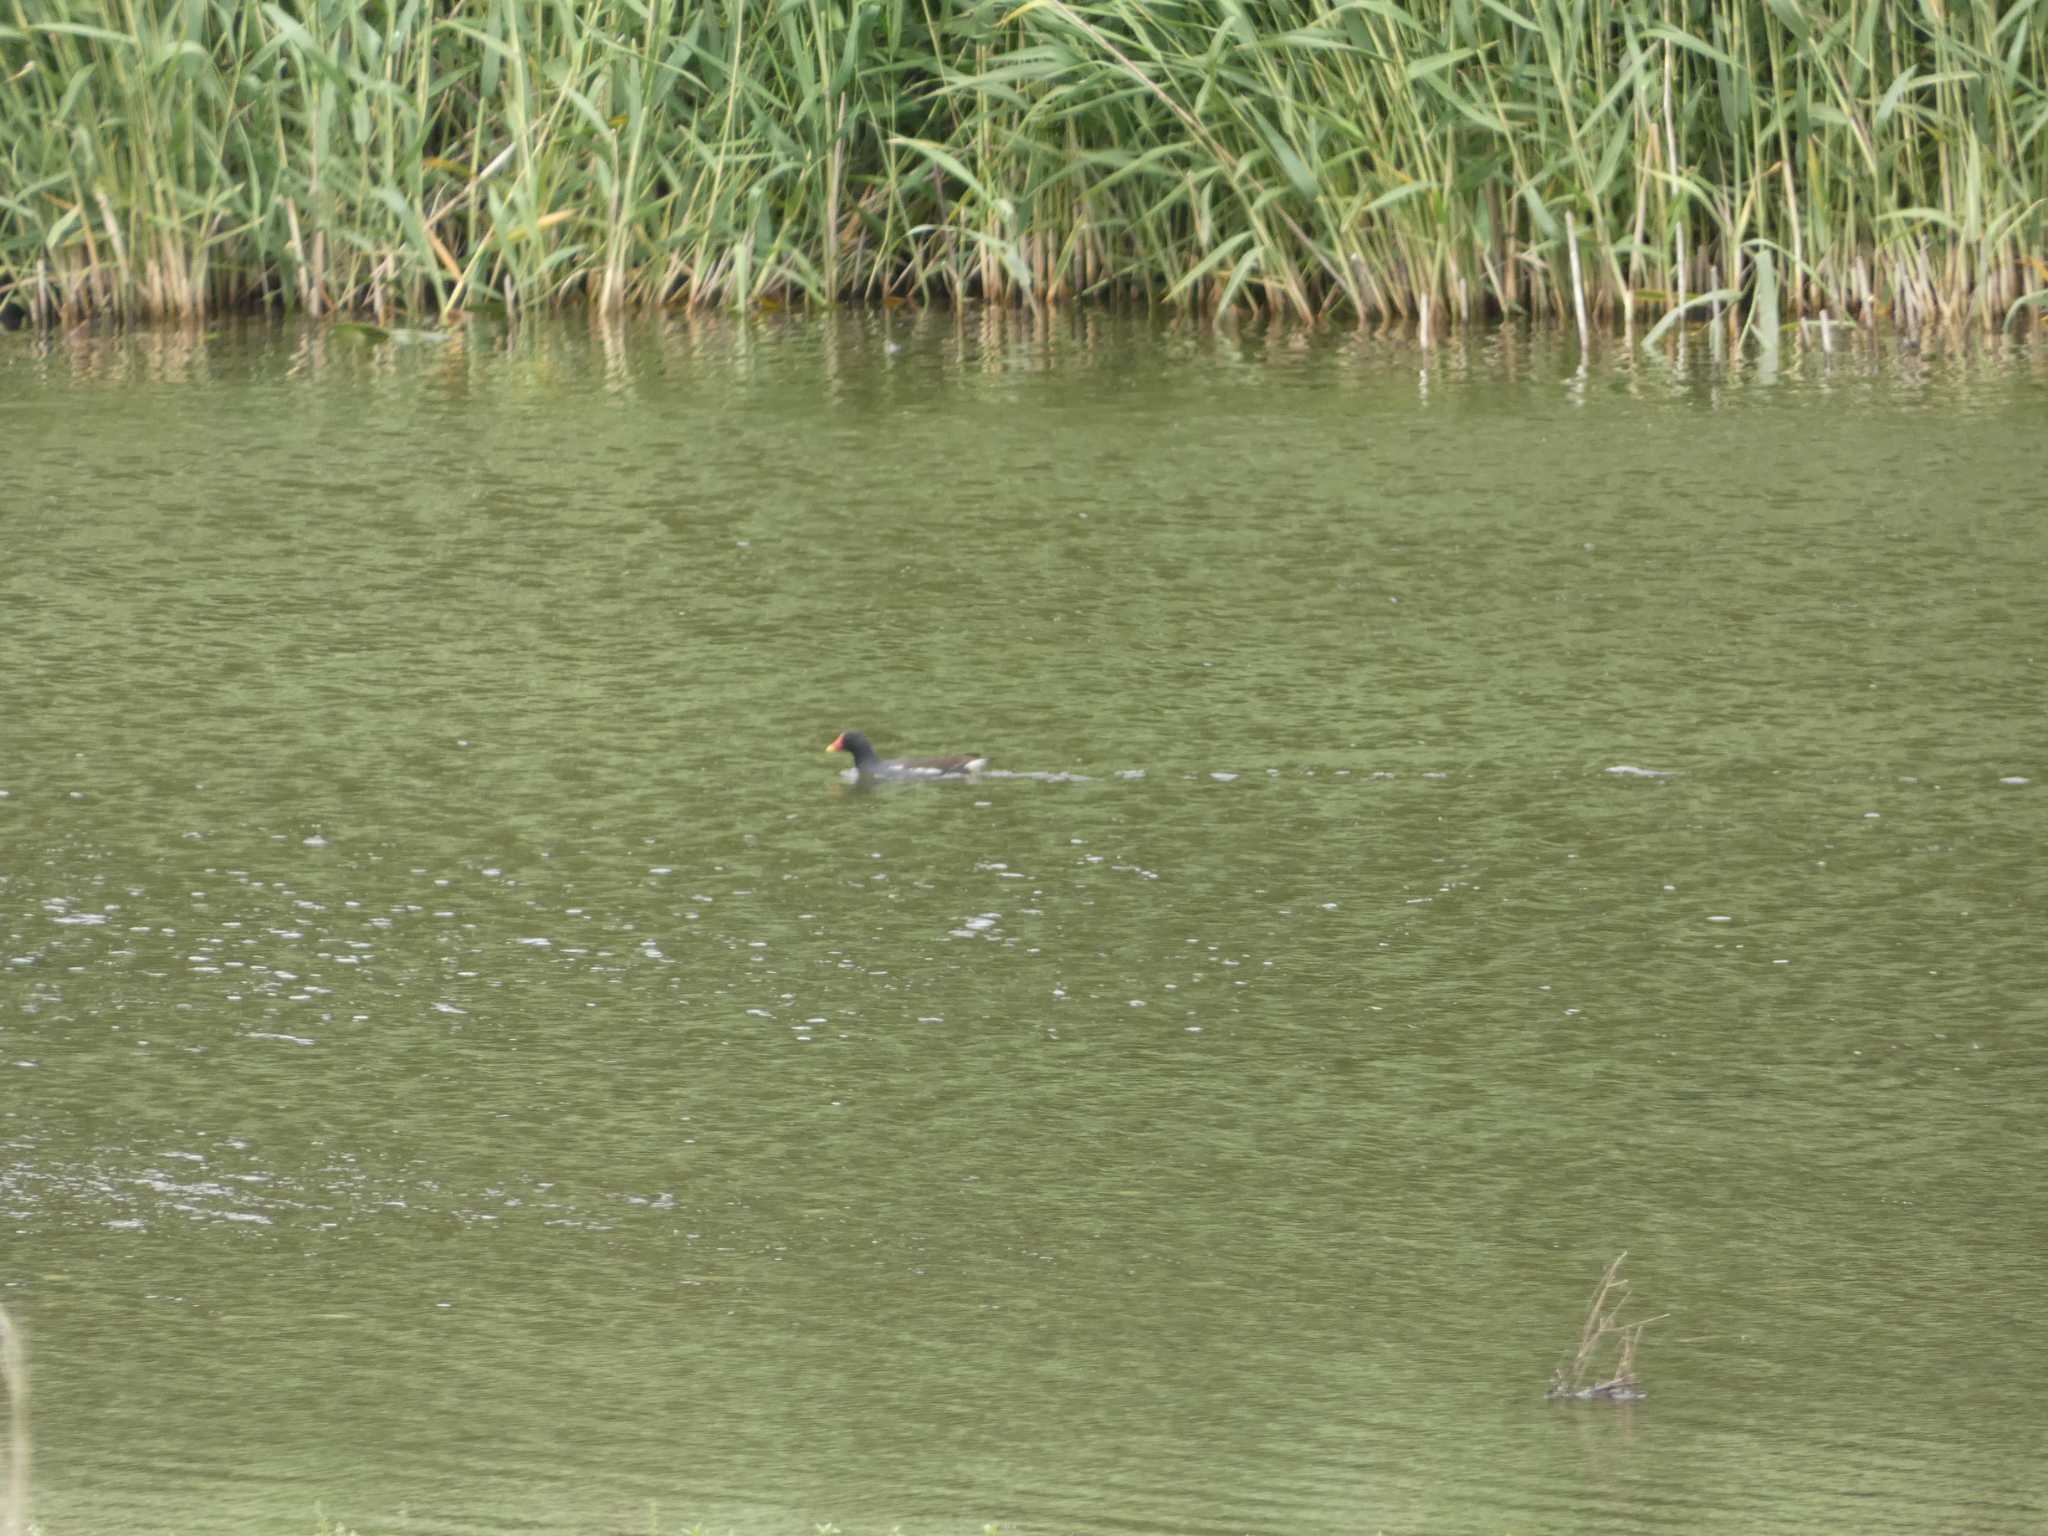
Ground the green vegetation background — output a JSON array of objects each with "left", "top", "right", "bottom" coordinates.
[{"left": 3, "top": 0, "right": 2045, "bottom": 326}]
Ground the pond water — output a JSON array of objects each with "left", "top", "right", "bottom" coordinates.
[{"left": 4, "top": 314, "right": 2046, "bottom": 1535}]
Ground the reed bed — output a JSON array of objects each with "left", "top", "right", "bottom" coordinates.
[{"left": 4, "top": 0, "right": 2045, "bottom": 332}]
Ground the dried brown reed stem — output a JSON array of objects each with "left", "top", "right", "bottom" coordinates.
[
  {"left": 1547, "top": 1251, "right": 1664, "bottom": 1401},
  {"left": 0, "top": 1302, "right": 26, "bottom": 1536}
]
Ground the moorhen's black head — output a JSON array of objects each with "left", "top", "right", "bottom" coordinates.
[{"left": 826, "top": 730, "right": 877, "bottom": 767}]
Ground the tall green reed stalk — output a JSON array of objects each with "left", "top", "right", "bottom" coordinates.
[
  {"left": 3, "top": 0, "right": 2044, "bottom": 333},
  {"left": 0, "top": 1302, "right": 25, "bottom": 1536}
]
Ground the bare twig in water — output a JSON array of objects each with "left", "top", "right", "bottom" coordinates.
[
  {"left": 1, "top": 1303, "right": 26, "bottom": 1536},
  {"left": 1547, "top": 1251, "right": 1665, "bottom": 1401}
]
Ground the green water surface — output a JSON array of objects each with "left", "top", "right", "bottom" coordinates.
[{"left": 4, "top": 315, "right": 2046, "bottom": 1535}]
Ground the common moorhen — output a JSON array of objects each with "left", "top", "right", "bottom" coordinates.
[{"left": 826, "top": 730, "right": 987, "bottom": 780}]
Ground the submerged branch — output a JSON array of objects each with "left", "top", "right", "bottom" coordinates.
[{"left": 1547, "top": 1252, "right": 1662, "bottom": 1403}]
